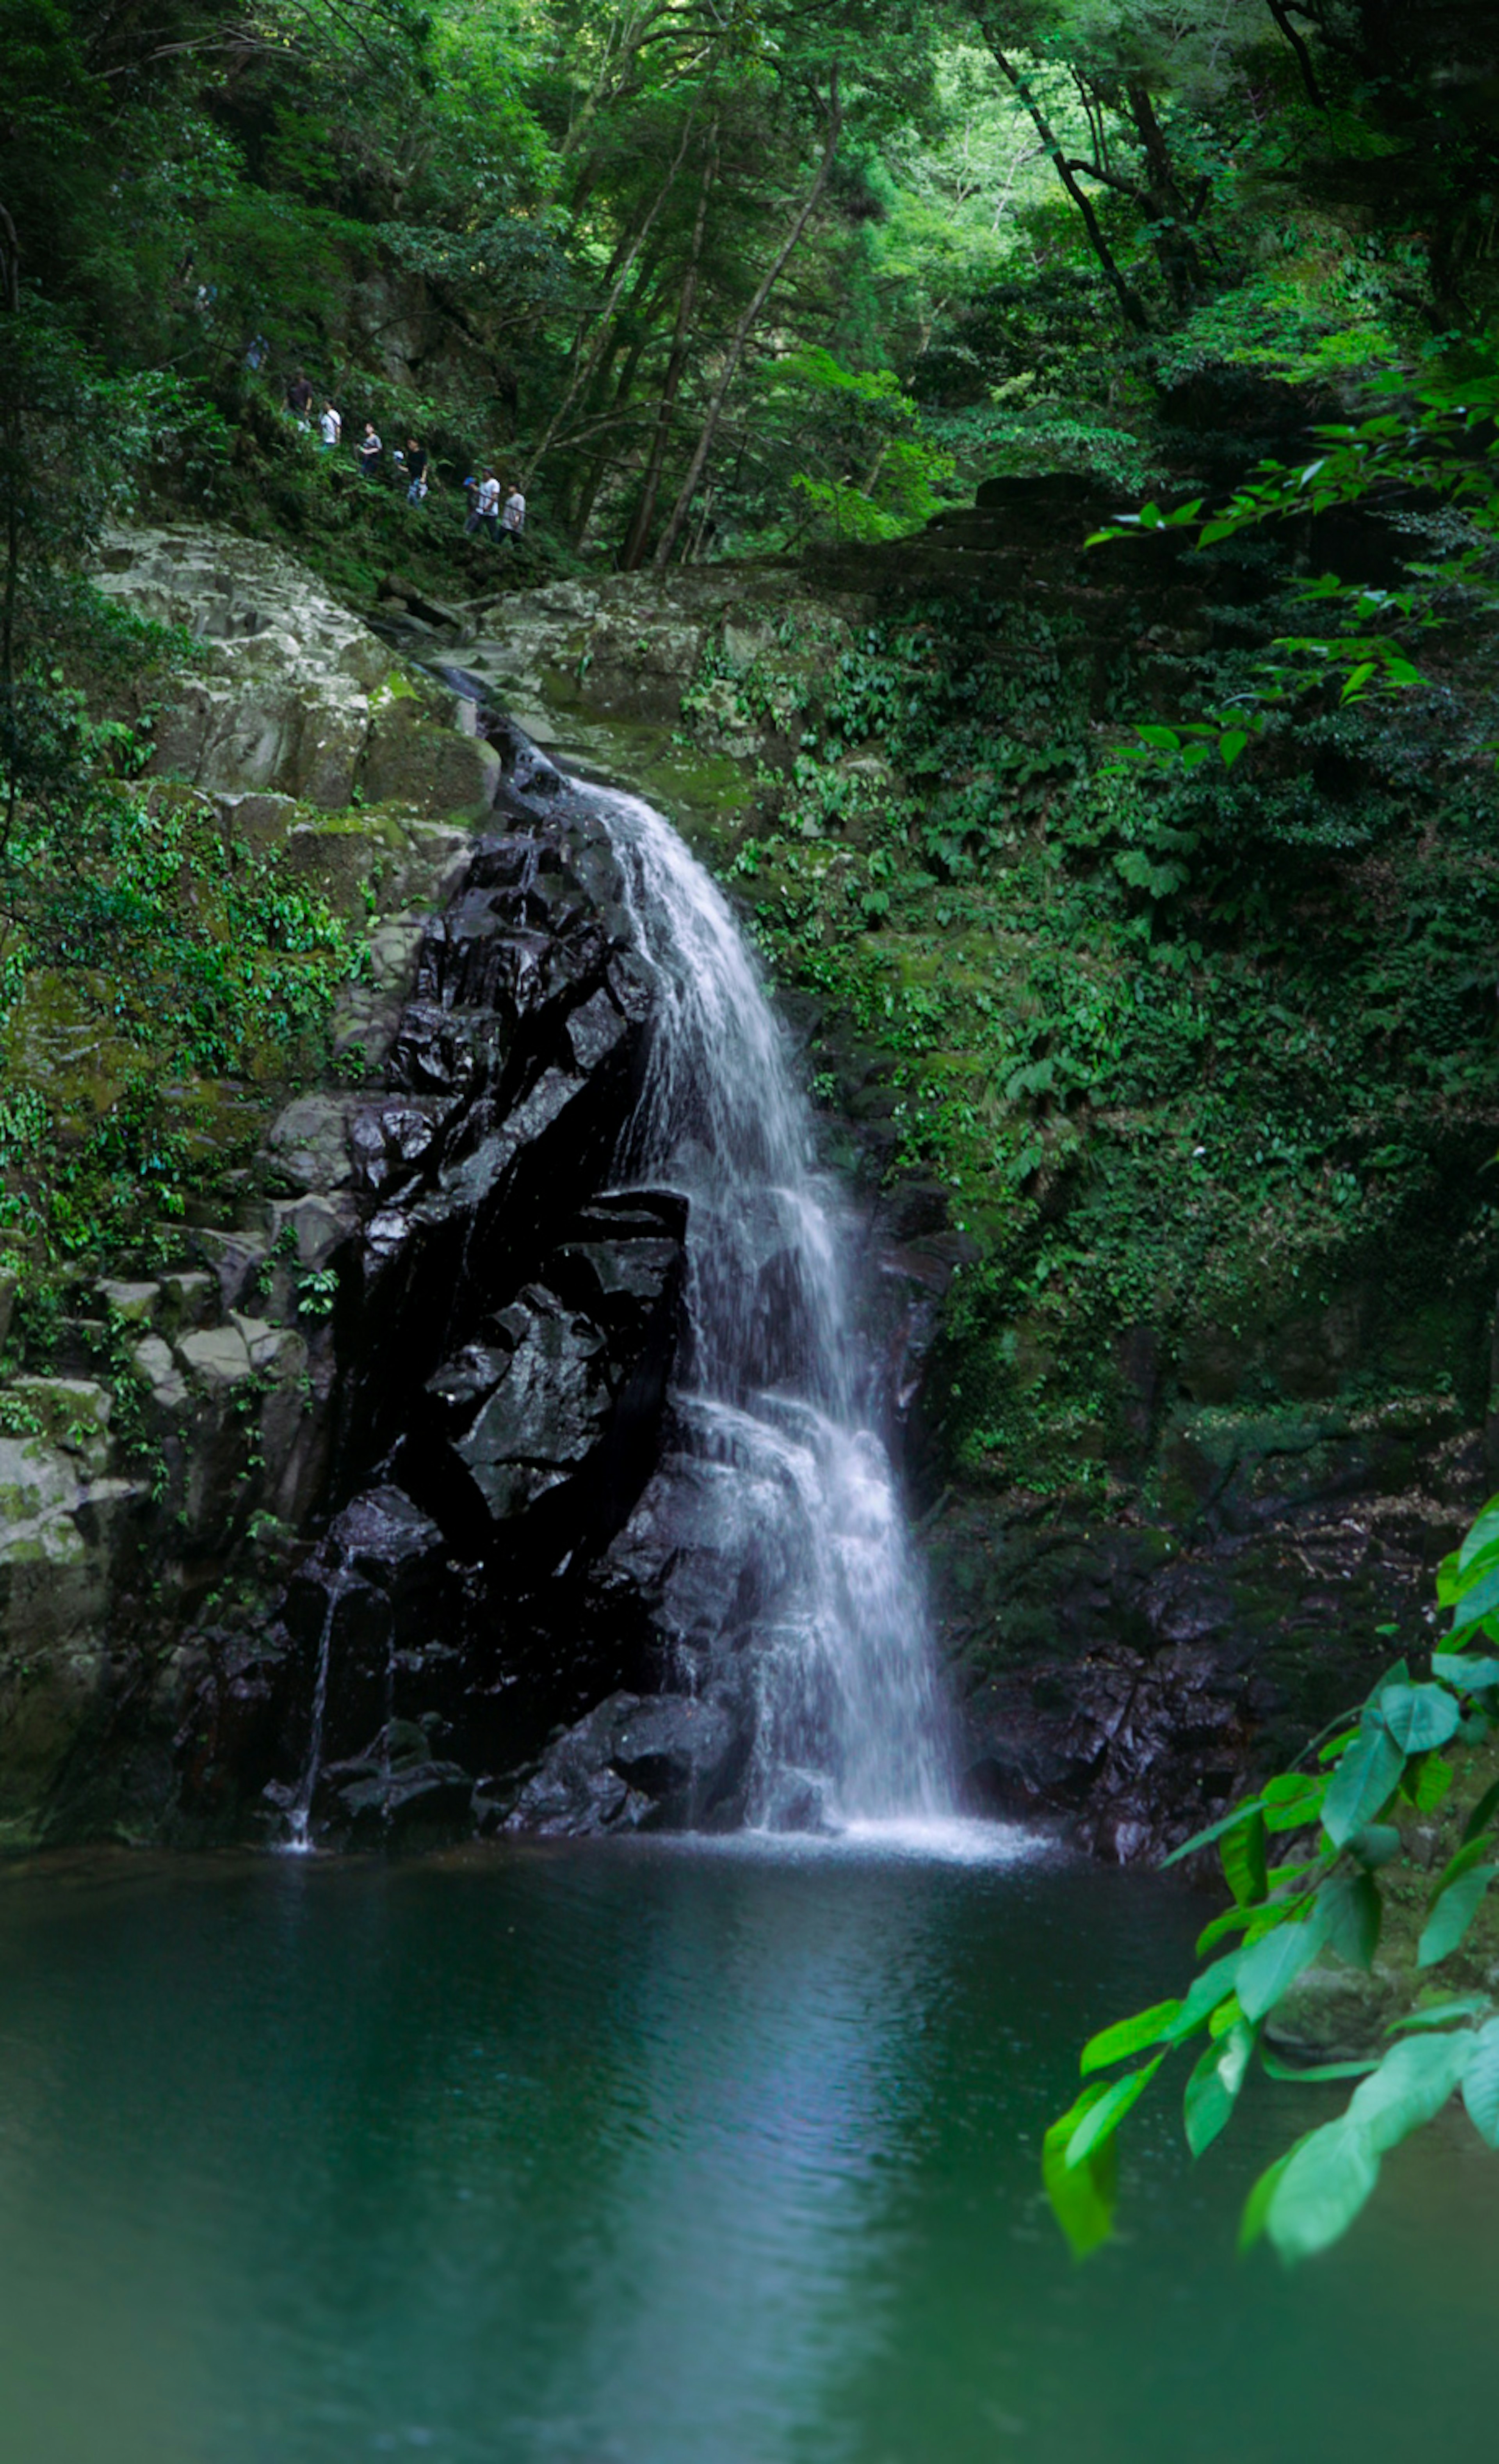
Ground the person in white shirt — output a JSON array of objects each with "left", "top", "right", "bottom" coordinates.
[
  {"left": 500, "top": 484, "right": 526, "bottom": 546},
  {"left": 466, "top": 469, "right": 501, "bottom": 540},
  {"left": 319, "top": 402, "right": 342, "bottom": 451}
]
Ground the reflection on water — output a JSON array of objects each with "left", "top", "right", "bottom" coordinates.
[{"left": 0, "top": 1840, "right": 1494, "bottom": 2464}]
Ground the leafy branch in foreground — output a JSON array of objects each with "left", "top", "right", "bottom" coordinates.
[
  {"left": 1046, "top": 1493, "right": 1499, "bottom": 2265},
  {"left": 1088, "top": 382, "right": 1499, "bottom": 776}
]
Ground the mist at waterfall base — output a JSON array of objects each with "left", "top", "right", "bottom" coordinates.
[{"left": 6, "top": 1843, "right": 1499, "bottom": 2464}]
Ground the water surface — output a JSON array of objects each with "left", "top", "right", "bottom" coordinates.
[{"left": 0, "top": 1836, "right": 1489, "bottom": 2464}]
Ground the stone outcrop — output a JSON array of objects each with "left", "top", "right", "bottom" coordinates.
[{"left": 93, "top": 525, "right": 500, "bottom": 817}]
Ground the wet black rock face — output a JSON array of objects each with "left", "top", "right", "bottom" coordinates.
[{"left": 180, "top": 766, "right": 712, "bottom": 1845}]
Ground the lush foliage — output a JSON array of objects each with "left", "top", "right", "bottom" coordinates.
[{"left": 1045, "top": 1489, "right": 1499, "bottom": 2264}]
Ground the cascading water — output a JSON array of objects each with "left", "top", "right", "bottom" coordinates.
[{"left": 591, "top": 782, "right": 956, "bottom": 1831}]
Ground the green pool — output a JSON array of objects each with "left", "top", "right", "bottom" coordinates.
[{"left": 0, "top": 1829, "right": 1490, "bottom": 2463}]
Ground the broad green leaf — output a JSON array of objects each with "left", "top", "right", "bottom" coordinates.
[
  {"left": 1220, "top": 1809, "right": 1268, "bottom": 1907},
  {"left": 1378, "top": 1682, "right": 1461, "bottom": 1754},
  {"left": 1418, "top": 1865, "right": 1497, "bottom": 1967},
  {"left": 1321, "top": 1715, "right": 1404, "bottom": 1847},
  {"left": 1136, "top": 723, "right": 1180, "bottom": 750},
  {"left": 1081, "top": 2000, "right": 1181, "bottom": 2076},
  {"left": 1432, "top": 1654, "right": 1499, "bottom": 1690},
  {"left": 1237, "top": 1913, "right": 1328, "bottom": 2023},
  {"left": 1066, "top": 2057, "right": 1164, "bottom": 2168},
  {"left": 1343, "top": 1822, "right": 1400, "bottom": 1868},
  {"left": 1220, "top": 729, "right": 1248, "bottom": 768},
  {"left": 1320, "top": 1870, "right": 1381, "bottom": 1971},
  {"left": 1266, "top": 2119, "right": 1381, "bottom": 2261},
  {"left": 1043, "top": 2088, "right": 1118, "bottom": 2260},
  {"left": 1461, "top": 2018, "right": 1499, "bottom": 2147},
  {"left": 1165, "top": 1949, "right": 1250, "bottom": 2043},
  {"left": 1348, "top": 2032, "right": 1473, "bottom": 2152},
  {"left": 1462, "top": 1776, "right": 1499, "bottom": 1845},
  {"left": 1184, "top": 2021, "right": 1254, "bottom": 2156}
]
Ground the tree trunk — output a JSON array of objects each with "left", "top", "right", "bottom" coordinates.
[
  {"left": 1122, "top": 78, "right": 1204, "bottom": 313},
  {"left": 652, "top": 75, "right": 843, "bottom": 572},
  {"left": 621, "top": 121, "right": 718, "bottom": 570},
  {"left": 524, "top": 105, "right": 696, "bottom": 492},
  {"left": 976, "top": 25, "right": 1150, "bottom": 332}
]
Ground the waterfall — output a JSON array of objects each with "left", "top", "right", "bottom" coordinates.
[{"left": 591, "top": 784, "right": 955, "bottom": 1832}]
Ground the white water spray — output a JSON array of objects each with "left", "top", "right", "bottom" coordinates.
[{"left": 595, "top": 785, "right": 954, "bottom": 1830}]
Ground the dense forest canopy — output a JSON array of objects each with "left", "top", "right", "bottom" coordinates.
[{"left": 4, "top": 0, "right": 1498, "bottom": 576}]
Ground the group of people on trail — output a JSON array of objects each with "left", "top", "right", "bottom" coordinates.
[
  {"left": 262, "top": 358, "right": 526, "bottom": 546},
  {"left": 462, "top": 469, "right": 526, "bottom": 548}
]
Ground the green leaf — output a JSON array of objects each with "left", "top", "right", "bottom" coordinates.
[
  {"left": 1462, "top": 1776, "right": 1499, "bottom": 1845},
  {"left": 1162, "top": 1797, "right": 1268, "bottom": 1868},
  {"left": 1348, "top": 2031, "right": 1474, "bottom": 2153},
  {"left": 1066, "top": 2057, "right": 1164, "bottom": 2167},
  {"left": 1457, "top": 1498, "right": 1499, "bottom": 1575},
  {"left": 1220, "top": 1808, "right": 1268, "bottom": 1907},
  {"left": 1461, "top": 2018, "right": 1499, "bottom": 2147},
  {"left": 1043, "top": 2087, "right": 1118, "bottom": 2259},
  {"left": 1378, "top": 1682, "right": 1461, "bottom": 1753},
  {"left": 1322, "top": 1715, "right": 1404, "bottom": 1847},
  {"left": 1135, "top": 723, "right": 1180, "bottom": 751},
  {"left": 1266, "top": 2119, "right": 1381, "bottom": 2261},
  {"left": 1220, "top": 729, "right": 1249, "bottom": 768},
  {"left": 1343, "top": 1822, "right": 1400, "bottom": 1868},
  {"left": 1184, "top": 2020, "right": 1255, "bottom": 2156},
  {"left": 1081, "top": 1999, "right": 1181, "bottom": 2076},
  {"left": 1418, "top": 1866, "right": 1497, "bottom": 1967},
  {"left": 1261, "top": 2052, "right": 1378, "bottom": 2082},
  {"left": 1412, "top": 1756, "right": 1453, "bottom": 1815},
  {"left": 1196, "top": 1904, "right": 1255, "bottom": 1958},
  {"left": 1240, "top": 2136, "right": 1311, "bottom": 2252},
  {"left": 1432, "top": 1654, "right": 1499, "bottom": 1690},
  {"left": 1447, "top": 1563, "right": 1499, "bottom": 1637},
  {"left": 1320, "top": 1870, "right": 1381, "bottom": 1971},
  {"left": 1433, "top": 1835, "right": 1494, "bottom": 1900},
  {"left": 1165, "top": 1949, "right": 1250, "bottom": 2043},
  {"left": 1237, "top": 1913, "right": 1329, "bottom": 2023},
  {"left": 1390, "top": 1996, "right": 1491, "bottom": 2032}
]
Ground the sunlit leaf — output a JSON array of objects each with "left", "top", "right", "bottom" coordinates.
[
  {"left": 1184, "top": 2021, "right": 1254, "bottom": 2156},
  {"left": 1066, "top": 2057, "right": 1164, "bottom": 2167},
  {"left": 1081, "top": 2000, "right": 1180, "bottom": 2076}
]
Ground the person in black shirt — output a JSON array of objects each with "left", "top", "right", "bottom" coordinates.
[{"left": 285, "top": 368, "right": 314, "bottom": 425}]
